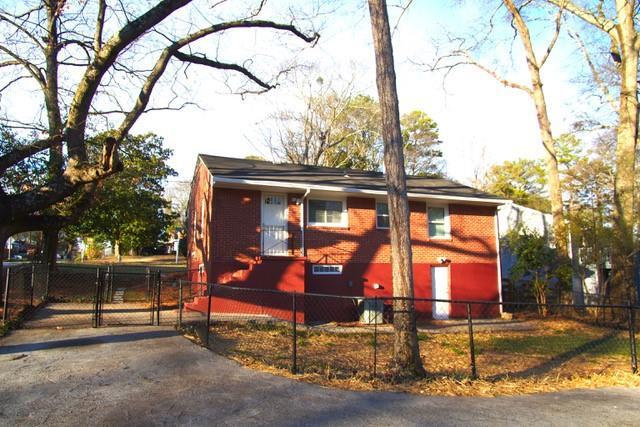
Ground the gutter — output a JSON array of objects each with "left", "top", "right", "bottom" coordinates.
[
  {"left": 494, "top": 209, "right": 503, "bottom": 314},
  {"left": 211, "top": 176, "right": 509, "bottom": 206}
]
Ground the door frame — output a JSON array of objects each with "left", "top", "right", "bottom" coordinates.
[{"left": 260, "top": 192, "right": 289, "bottom": 256}]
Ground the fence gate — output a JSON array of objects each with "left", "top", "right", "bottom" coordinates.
[
  {"left": 8, "top": 266, "right": 167, "bottom": 329},
  {"left": 93, "top": 268, "right": 160, "bottom": 327}
]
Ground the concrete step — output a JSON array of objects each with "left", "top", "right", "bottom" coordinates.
[{"left": 112, "top": 288, "right": 125, "bottom": 304}]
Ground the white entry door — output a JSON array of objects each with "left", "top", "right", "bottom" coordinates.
[
  {"left": 262, "top": 193, "right": 288, "bottom": 255},
  {"left": 431, "top": 266, "right": 450, "bottom": 319}
]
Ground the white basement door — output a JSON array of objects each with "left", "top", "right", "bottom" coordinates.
[{"left": 431, "top": 266, "right": 450, "bottom": 319}]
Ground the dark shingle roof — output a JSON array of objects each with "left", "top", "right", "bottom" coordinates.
[{"left": 199, "top": 154, "right": 504, "bottom": 203}]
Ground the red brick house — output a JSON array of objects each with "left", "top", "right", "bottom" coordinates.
[{"left": 187, "top": 155, "right": 508, "bottom": 322}]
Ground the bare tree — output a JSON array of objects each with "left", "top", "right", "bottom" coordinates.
[
  {"left": 543, "top": 0, "right": 638, "bottom": 303},
  {"left": 0, "top": 1, "right": 318, "bottom": 268},
  {"left": 265, "top": 76, "right": 445, "bottom": 176},
  {"left": 264, "top": 75, "right": 382, "bottom": 169},
  {"left": 368, "top": 0, "right": 424, "bottom": 377},
  {"left": 428, "top": 0, "right": 568, "bottom": 257}
]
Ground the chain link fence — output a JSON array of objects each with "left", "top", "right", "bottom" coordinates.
[
  {"left": 175, "top": 281, "right": 638, "bottom": 383},
  {"left": 1, "top": 263, "right": 49, "bottom": 325},
  {"left": 1, "top": 263, "right": 197, "bottom": 330},
  {"left": 3, "top": 265, "right": 637, "bottom": 383}
]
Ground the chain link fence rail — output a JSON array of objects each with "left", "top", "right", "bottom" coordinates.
[{"left": 174, "top": 281, "right": 638, "bottom": 382}]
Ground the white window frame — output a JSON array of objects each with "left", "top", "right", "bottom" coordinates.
[
  {"left": 312, "top": 264, "right": 343, "bottom": 275},
  {"left": 376, "top": 201, "right": 390, "bottom": 229},
  {"left": 427, "top": 204, "right": 450, "bottom": 239},
  {"left": 307, "top": 197, "right": 348, "bottom": 227}
]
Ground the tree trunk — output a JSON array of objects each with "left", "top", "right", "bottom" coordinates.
[
  {"left": 368, "top": 0, "right": 424, "bottom": 377},
  {"left": 610, "top": 0, "right": 638, "bottom": 304},
  {"left": 503, "top": 0, "right": 567, "bottom": 257},
  {"left": 42, "top": 228, "right": 59, "bottom": 270},
  {"left": 114, "top": 240, "right": 122, "bottom": 263}
]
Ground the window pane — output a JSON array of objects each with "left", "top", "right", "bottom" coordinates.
[
  {"left": 309, "top": 200, "right": 343, "bottom": 224},
  {"left": 429, "top": 222, "right": 446, "bottom": 237},
  {"left": 377, "top": 215, "right": 390, "bottom": 228},
  {"left": 376, "top": 202, "right": 388, "bottom": 216},
  {"left": 428, "top": 207, "right": 445, "bottom": 223},
  {"left": 308, "top": 200, "right": 324, "bottom": 223}
]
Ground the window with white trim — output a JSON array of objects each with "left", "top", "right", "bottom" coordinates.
[
  {"left": 428, "top": 205, "right": 450, "bottom": 238},
  {"left": 376, "top": 202, "right": 390, "bottom": 229},
  {"left": 312, "top": 264, "right": 343, "bottom": 275},
  {"left": 308, "top": 199, "right": 346, "bottom": 226}
]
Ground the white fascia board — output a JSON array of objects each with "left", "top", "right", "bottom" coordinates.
[{"left": 211, "top": 175, "right": 510, "bottom": 206}]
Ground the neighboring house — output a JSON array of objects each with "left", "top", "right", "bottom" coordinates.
[
  {"left": 187, "top": 155, "right": 508, "bottom": 322},
  {"left": 497, "top": 202, "right": 553, "bottom": 282},
  {"left": 497, "top": 202, "right": 608, "bottom": 304}
]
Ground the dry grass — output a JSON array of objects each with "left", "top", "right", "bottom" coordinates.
[
  {"left": 185, "top": 318, "right": 640, "bottom": 397},
  {"left": 74, "top": 255, "right": 187, "bottom": 266}
]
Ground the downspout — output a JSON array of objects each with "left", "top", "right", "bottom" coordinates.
[
  {"left": 300, "top": 188, "right": 311, "bottom": 256},
  {"left": 494, "top": 208, "right": 504, "bottom": 314}
]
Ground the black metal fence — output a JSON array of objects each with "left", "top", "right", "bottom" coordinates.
[
  {"left": 1, "top": 263, "right": 49, "bottom": 324},
  {"left": 2, "top": 266, "right": 638, "bottom": 383},
  {"left": 1, "top": 263, "right": 195, "bottom": 329},
  {"left": 175, "top": 281, "right": 638, "bottom": 382}
]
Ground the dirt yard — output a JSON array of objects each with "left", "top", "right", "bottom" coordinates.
[{"left": 200, "top": 318, "right": 640, "bottom": 396}]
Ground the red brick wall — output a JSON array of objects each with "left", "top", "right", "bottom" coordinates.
[
  {"left": 212, "top": 188, "right": 261, "bottom": 263},
  {"left": 186, "top": 161, "right": 214, "bottom": 283},
  {"left": 305, "top": 197, "right": 497, "bottom": 265},
  {"left": 205, "top": 188, "right": 498, "bottom": 268},
  {"left": 192, "top": 185, "right": 499, "bottom": 303}
]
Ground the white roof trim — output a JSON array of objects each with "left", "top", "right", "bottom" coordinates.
[{"left": 211, "top": 175, "right": 509, "bottom": 205}]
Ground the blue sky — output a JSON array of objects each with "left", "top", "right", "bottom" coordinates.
[
  {"left": 1, "top": 0, "right": 602, "bottom": 185},
  {"left": 130, "top": 0, "right": 594, "bottom": 185}
]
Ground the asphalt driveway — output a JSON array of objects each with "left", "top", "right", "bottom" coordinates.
[{"left": 0, "top": 326, "right": 638, "bottom": 426}]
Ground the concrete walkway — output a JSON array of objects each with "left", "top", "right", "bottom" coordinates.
[{"left": 0, "top": 326, "right": 638, "bottom": 426}]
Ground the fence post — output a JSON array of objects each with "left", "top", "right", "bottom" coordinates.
[
  {"left": 177, "top": 279, "right": 183, "bottom": 329},
  {"left": 29, "top": 263, "right": 36, "bottom": 307},
  {"left": 107, "top": 264, "right": 113, "bottom": 303},
  {"left": 145, "top": 266, "right": 151, "bottom": 298},
  {"left": 373, "top": 296, "right": 378, "bottom": 379},
  {"left": 155, "top": 270, "right": 161, "bottom": 326},
  {"left": 466, "top": 303, "right": 477, "bottom": 379},
  {"left": 205, "top": 283, "right": 212, "bottom": 347},
  {"left": 2, "top": 267, "right": 11, "bottom": 323},
  {"left": 291, "top": 292, "right": 298, "bottom": 374},
  {"left": 93, "top": 268, "right": 101, "bottom": 328},
  {"left": 628, "top": 303, "right": 638, "bottom": 374},
  {"left": 44, "top": 263, "right": 50, "bottom": 301}
]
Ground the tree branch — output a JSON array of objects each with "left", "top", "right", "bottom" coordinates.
[
  {"left": 93, "top": 0, "right": 106, "bottom": 52},
  {"left": 539, "top": 3, "right": 564, "bottom": 68},
  {"left": 0, "top": 134, "right": 63, "bottom": 174},
  {"left": 445, "top": 54, "right": 533, "bottom": 94},
  {"left": 1, "top": 155, "right": 121, "bottom": 221},
  {"left": 65, "top": 0, "right": 192, "bottom": 161},
  {"left": 174, "top": 52, "right": 273, "bottom": 89},
  {"left": 0, "top": 44, "right": 45, "bottom": 86},
  {"left": 545, "top": 0, "right": 618, "bottom": 44},
  {"left": 568, "top": 30, "right": 618, "bottom": 111},
  {"left": 113, "top": 18, "right": 318, "bottom": 141}
]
